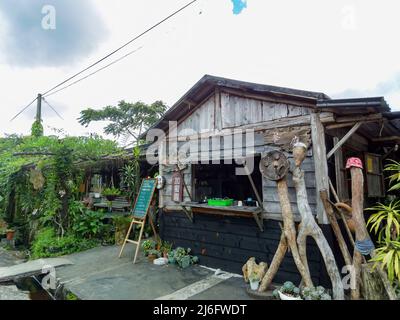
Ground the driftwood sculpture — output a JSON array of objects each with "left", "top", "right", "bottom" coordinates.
[
  {"left": 259, "top": 150, "right": 313, "bottom": 292},
  {"left": 242, "top": 258, "right": 268, "bottom": 283},
  {"left": 292, "top": 143, "right": 345, "bottom": 300},
  {"left": 346, "top": 158, "right": 372, "bottom": 300}
]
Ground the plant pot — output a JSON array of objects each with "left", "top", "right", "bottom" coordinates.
[
  {"left": 105, "top": 195, "right": 118, "bottom": 202},
  {"left": 148, "top": 254, "right": 158, "bottom": 262},
  {"left": 250, "top": 280, "right": 260, "bottom": 291},
  {"left": 278, "top": 291, "right": 302, "bottom": 300},
  {"left": 6, "top": 231, "right": 15, "bottom": 241}
]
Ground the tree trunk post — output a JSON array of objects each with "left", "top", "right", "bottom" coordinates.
[{"left": 292, "top": 143, "right": 345, "bottom": 300}]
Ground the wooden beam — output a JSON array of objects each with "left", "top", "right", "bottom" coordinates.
[
  {"left": 333, "top": 136, "right": 348, "bottom": 200},
  {"left": 311, "top": 112, "right": 330, "bottom": 224},
  {"left": 335, "top": 113, "right": 382, "bottom": 123},
  {"left": 371, "top": 136, "right": 400, "bottom": 142},
  {"left": 327, "top": 122, "right": 363, "bottom": 160}
]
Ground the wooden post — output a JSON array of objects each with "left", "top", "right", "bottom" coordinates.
[
  {"left": 36, "top": 94, "right": 42, "bottom": 122},
  {"left": 333, "top": 136, "right": 348, "bottom": 200},
  {"left": 311, "top": 112, "right": 330, "bottom": 224},
  {"left": 292, "top": 143, "right": 345, "bottom": 300},
  {"left": 258, "top": 151, "right": 313, "bottom": 292},
  {"left": 347, "top": 158, "right": 369, "bottom": 300},
  {"left": 320, "top": 189, "right": 352, "bottom": 267}
]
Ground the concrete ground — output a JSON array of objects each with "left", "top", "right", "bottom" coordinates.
[
  {"left": 55, "top": 244, "right": 255, "bottom": 300},
  {"left": 0, "top": 247, "right": 30, "bottom": 300}
]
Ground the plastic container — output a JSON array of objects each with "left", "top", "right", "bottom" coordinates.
[{"left": 207, "top": 198, "right": 234, "bottom": 206}]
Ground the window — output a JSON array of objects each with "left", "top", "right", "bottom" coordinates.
[
  {"left": 365, "top": 153, "right": 385, "bottom": 198},
  {"left": 192, "top": 157, "right": 262, "bottom": 205}
]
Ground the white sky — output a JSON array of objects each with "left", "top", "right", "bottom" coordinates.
[{"left": 1, "top": 0, "right": 400, "bottom": 141}]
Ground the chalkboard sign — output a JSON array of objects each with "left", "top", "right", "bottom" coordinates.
[{"left": 132, "top": 179, "right": 157, "bottom": 220}]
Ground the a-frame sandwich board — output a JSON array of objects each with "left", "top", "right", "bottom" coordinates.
[{"left": 118, "top": 178, "right": 158, "bottom": 264}]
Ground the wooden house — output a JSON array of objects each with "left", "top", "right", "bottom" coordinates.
[{"left": 143, "top": 75, "right": 400, "bottom": 285}]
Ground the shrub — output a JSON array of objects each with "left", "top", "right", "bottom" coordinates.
[
  {"left": 31, "top": 228, "right": 97, "bottom": 259},
  {"left": 71, "top": 210, "right": 105, "bottom": 239}
]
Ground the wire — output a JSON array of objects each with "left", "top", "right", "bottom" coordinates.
[
  {"left": 44, "top": 46, "right": 143, "bottom": 98},
  {"left": 10, "top": 97, "right": 38, "bottom": 122},
  {"left": 42, "top": 0, "right": 198, "bottom": 97},
  {"left": 42, "top": 97, "right": 64, "bottom": 120}
]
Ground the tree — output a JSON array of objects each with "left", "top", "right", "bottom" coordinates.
[{"left": 78, "top": 100, "right": 167, "bottom": 145}]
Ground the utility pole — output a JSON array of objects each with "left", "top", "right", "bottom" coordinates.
[{"left": 36, "top": 93, "right": 42, "bottom": 122}]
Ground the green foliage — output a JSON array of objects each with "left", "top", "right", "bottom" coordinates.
[
  {"left": 301, "top": 286, "right": 331, "bottom": 300},
  {"left": 71, "top": 207, "right": 105, "bottom": 239},
  {"left": 120, "top": 146, "right": 141, "bottom": 201},
  {"left": 370, "top": 239, "right": 400, "bottom": 283},
  {"left": 102, "top": 187, "right": 122, "bottom": 197},
  {"left": 66, "top": 292, "right": 79, "bottom": 300},
  {"left": 30, "top": 228, "right": 97, "bottom": 259},
  {"left": 168, "top": 247, "right": 199, "bottom": 269},
  {"left": 248, "top": 272, "right": 260, "bottom": 282},
  {"left": 0, "top": 133, "right": 119, "bottom": 246},
  {"left": 384, "top": 160, "right": 400, "bottom": 192},
  {"left": 142, "top": 239, "right": 157, "bottom": 256},
  {"left": 147, "top": 249, "right": 161, "bottom": 257},
  {"left": 113, "top": 215, "right": 132, "bottom": 230},
  {"left": 366, "top": 159, "right": 400, "bottom": 286},
  {"left": 160, "top": 241, "right": 173, "bottom": 255},
  {"left": 367, "top": 200, "right": 400, "bottom": 242},
  {"left": 31, "top": 120, "right": 43, "bottom": 137},
  {"left": 78, "top": 100, "right": 167, "bottom": 143},
  {"left": 273, "top": 283, "right": 331, "bottom": 300}
]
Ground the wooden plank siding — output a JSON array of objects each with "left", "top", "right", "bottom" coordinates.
[
  {"left": 161, "top": 91, "right": 320, "bottom": 220},
  {"left": 160, "top": 210, "right": 332, "bottom": 286}
]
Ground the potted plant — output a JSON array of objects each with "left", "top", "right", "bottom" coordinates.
[
  {"left": 272, "top": 281, "right": 302, "bottom": 300},
  {"left": 102, "top": 187, "right": 121, "bottom": 201},
  {"left": 248, "top": 272, "right": 260, "bottom": 291},
  {"left": 147, "top": 249, "right": 161, "bottom": 262},
  {"left": 301, "top": 286, "right": 332, "bottom": 300},
  {"left": 160, "top": 241, "right": 173, "bottom": 258},
  {"left": 142, "top": 239, "right": 157, "bottom": 256},
  {"left": 6, "top": 229, "right": 15, "bottom": 241}
]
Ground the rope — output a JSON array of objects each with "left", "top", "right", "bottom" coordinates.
[{"left": 355, "top": 239, "right": 375, "bottom": 256}]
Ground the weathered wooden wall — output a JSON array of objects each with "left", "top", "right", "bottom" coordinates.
[{"left": 160, "top": 90, "right": 322, "bottom": 221}]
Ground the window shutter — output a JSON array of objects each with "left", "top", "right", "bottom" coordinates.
[{"left": 365, "top": 153, "right": 385, "bottom": 197}]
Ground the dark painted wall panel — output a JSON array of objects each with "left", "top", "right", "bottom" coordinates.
[{"left": 160, "top": 210, "right": 337, "bottom": 287}]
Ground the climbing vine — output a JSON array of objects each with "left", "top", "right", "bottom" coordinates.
[{"left": 0, "top": 134, "right": 120, "bottom": 247}]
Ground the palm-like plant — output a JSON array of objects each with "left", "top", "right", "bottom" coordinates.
[
  {"left": 370, "top": 239, "right": 400, "bottom": 283},
  {"left": 384, "top": 160, "right": 400, "bottom": 191},
  {"left": 367, "top": 201, "right": 400, "bottom": 243}
]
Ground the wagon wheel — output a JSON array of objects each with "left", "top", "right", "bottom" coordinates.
[{"left": 259, "top": 150, "right": 290, "bottom": 181}]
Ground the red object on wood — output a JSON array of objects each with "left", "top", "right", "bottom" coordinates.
[{"left": 346, "top": 157, "right": 363, "bottom": 169}]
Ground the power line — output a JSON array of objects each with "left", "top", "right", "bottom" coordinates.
[
  {"left": 44, "top": 46, "right": 143, "bottom": 98},
  {"left": 42, "top": 97, "right": 64, "bottom": 120},
  {"left": 10, "top": 97, "right": 38, "bottom": 122},
  {"left": 42, "top": 0, "right": 198, "bottom": 97}
]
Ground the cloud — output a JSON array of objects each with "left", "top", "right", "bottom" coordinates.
[
  {"left": 0, "top": 0, "right": 108, "bottom": 67},
  {"left": 333, "top": 73, "right": 400, "bottom": 100}
]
